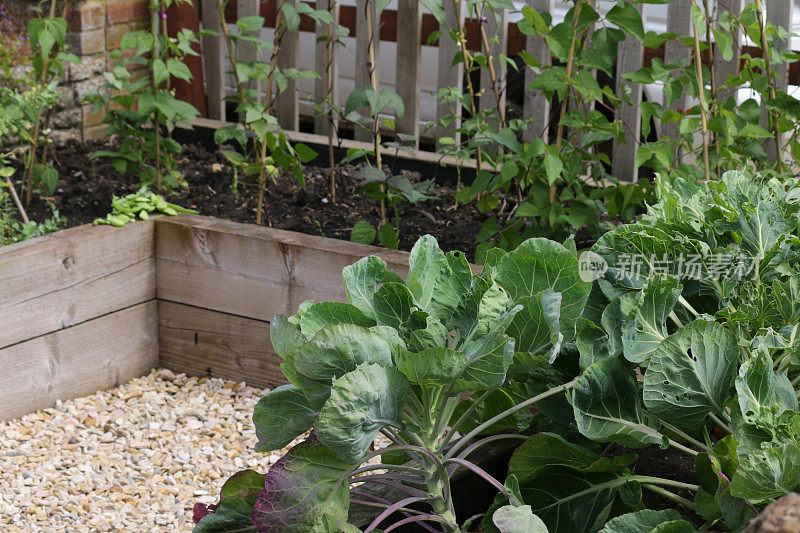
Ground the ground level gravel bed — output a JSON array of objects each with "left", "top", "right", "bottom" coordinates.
[{"left": 0, "top": 369, "right": 316, "bottom": 532}]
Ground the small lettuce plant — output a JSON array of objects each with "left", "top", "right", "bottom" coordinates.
[{"left": 192, "top": 234, "right": 592, "bottom": 532}]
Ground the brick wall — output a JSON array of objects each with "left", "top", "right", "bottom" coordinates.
[{"left": 58, "top": 0, "right": 150, "bottom": 139}]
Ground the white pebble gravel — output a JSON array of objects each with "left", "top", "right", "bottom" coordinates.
[{"left": 0, "top": 368, "right": 380, "bottom": 532}]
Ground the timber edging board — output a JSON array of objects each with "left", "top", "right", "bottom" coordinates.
[
  {"left": 2, "top": 213, "right": 468, "bottom": 419},
  {"left": 0, "top": 220, "right": 157, "bottom": 421},
  {"left": 154, "top": 214, "right": 412, "bottom": 388}
]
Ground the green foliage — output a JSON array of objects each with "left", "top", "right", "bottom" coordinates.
[
  {"left": 193, "top": 234, "right": 586, "bottom": 532},
  {"left": 86, "top": 0, "right": 200, "bottom": 192}
]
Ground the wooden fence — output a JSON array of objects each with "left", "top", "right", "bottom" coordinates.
[{"left": 198, "top": 0, "right": 795, "bottom": 181}]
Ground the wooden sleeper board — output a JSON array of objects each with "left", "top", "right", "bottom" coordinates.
[{"left": 0, "top": 301, "right": 158, "bottom": 421}]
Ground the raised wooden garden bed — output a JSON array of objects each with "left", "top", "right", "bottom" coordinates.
[{"left": 0, "top": 214, "right": 411, "bottom": 421}]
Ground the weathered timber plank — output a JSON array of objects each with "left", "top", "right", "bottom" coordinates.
[
  {"left": 436, "top": 0, "right": 465, "bottom": 151},
  {"left": 0, "top": 301, "right": 158, "bottom": 421},
  {"left": 395, "top": 0, "right": 422, "bottom": 144},
  {"left": 201, "top": 0, "right": 226, "bottom": 120},
  {"left": 275, "top": 0, "right": 300, "bottom": 130},
  {"left": 612, "top": 3, "right": 645, "bottom": 182},
  {"left": 155, "top": 215, "right": 411, "bottom": 321},
  {"left": 0, "top": 219, "right": 155, "bottom": 349},
  {"left": 158, "top": 300, "right": 284, "bottom": 389}
]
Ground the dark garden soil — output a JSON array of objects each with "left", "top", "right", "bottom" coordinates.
[{"left": 13, "top": 139, "right": 492, "bottom": 259}]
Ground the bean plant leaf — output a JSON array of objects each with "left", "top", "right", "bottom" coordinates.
[
  {"left": 492, "top": 505, "right": 548, "bottom": 533},
  {"left": 342, "top": 256, "right": 403, "bottom": 319},
  {"left": 573, "top": 357, "right": 663, "bottom": 448},
  {"left": 495, "top": 238, "right": 591, "bottom": 343},
  {"left": 292, "top": 324, "right": 398, "bottom": 408},
  {"left": 599, "top": 509, "right": 693, "bottom": 533},
  {"left": 253, "top": 385, "right": 316, "bottom": 452},
  {"left": 643, "top": 320, "right": 738, "bottom": 434},
  {"left": 315, "top": 362, "right": 408, "bottom": 463},
  {"left": 251, "top": 436, "right": 351, "bottom": 532}
]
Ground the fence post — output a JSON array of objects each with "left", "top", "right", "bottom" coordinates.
[
  {"left": 612, "top": 3, "right": 646, "bottom": 182},
  {"left": 763, "top": 0, "right": 794, "bottom": 163},
  {"left": 237, "top": 0, "right": 259, "bottom": 97},
  {"left": 479, "top": 5, "right": 508, "bottom": 128},
  {"left": 713, "top": 0, "right": 742, "bottom": 93},
  {"left": 201, "top": 0, "right": 226, "bottom": 120},
  {"left": 523, "top": 0, "right": 553, "bottom": 142},
  {"left": 275, "top": 0, "right": 299, "bottom": 130},
  {"left": 355, "top": 0, "right": 381, "bottom": 142},
  {"left": 661, "top": 0, "right": 691, "bottom": 144},
  {"left": 314, "top": 0, "right": 339, "bottom": 136},
  {"left": 436, "top": 0, "right": 466, "bottom": 151},
  {"left": 395, "top": 0, "right": 422, "bottom": 147}
]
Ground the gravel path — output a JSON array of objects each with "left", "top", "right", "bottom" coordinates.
[{"left": 0, "top": 369, "right": 304, "bottom": 532}]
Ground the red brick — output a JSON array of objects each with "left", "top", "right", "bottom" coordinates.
[
  {"left": 66, "top": 2, "right": 106, "bottom": 31},
  {"left": 82, "top": 103, "right": 105, "bottom": 127},
  {"left": 107, "top": 0, "right": 150, "bottom": 25},
  {"left": 106, "top": 20, "right": 148, "bottom": 50},
  {"left": 65, "top": 28, "right": 106, "bottom": 55}
]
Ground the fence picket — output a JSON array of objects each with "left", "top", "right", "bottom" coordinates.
[
  {"left": 479, "top": 6, "right": 509, "bottom": 128},
  {"left": 612, "top": 3, "right": 646, "bottom": 182},
  {"left": 201, "top": 0, "right": 226, "bottom": 120},
  {"left": 523, "top": 0, "right": 554, "bottom": 142},
  {"left": 436, "top": 0, "right": 466, "bottom": 151},
  {"left": 355, "top": 0, "right": 381, "bottom": 142},
  {"left": 314, "top": 0, "right": 339, "bottom": 136},
  {"left": 713, "top": 0, "right": 742, "bottom": 92},
  {"left": 275, "top": 0, "right": 300, "bottom": 130},
  {"left": 763, "top": 0, "right": 794, "bottom": 161},
  {"left": 661, "top": 0, "right": 691, "bottom": 144},
  {"left": 395, "top": 0, "right": 423, "bottom": 145}
]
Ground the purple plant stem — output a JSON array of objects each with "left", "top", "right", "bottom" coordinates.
[
  {"left": 364, "top": 496, "right": 434, "bottom": 532},
  {"left": 353, "top": 473, "right": 426, "bottom": 486},
  {"left": 445, "top": 457, "right": 522, "bottom": 506},
  {"left": 349, "top": 492, "right": 440, "bottom": 533},
  {"left": 352, "top": 477, "right": 428, "bottom": 497}
]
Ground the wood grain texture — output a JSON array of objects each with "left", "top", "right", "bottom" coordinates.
[
  {"left": 478, "top": 6, "right": 508, "bottom": 126},
  {"left": 763, "top": 0, "right": 794, "bottom": 161},
  {"left": 0, "top": 219, "right": 155, "bottom": 349},
  {"left": 436, "top": 0, "right": 465, "bottom": 150},
  {"left": 0, "top": 301, "right": 158, "bottom": 421},
  {"left": 314, "top": 0, "right": 339, "bottom": 135},
  {"left": 395, "top": 0, "right": 422, "bottom": 143},
  {"left": 354, "top": 0, "right": 380, "bottom": 142},
  {"left": 275, "top": 0, "right": 300, "bottom": 130},
  {"left": 612, "top": 3, "right": 646, "bottom": 182},
  {"left": 661, "top": 0, "right": 691, "bottom": 143},
  {"left": 713, "top": 0, "right": 742, "bottom": 95},
  {"left": 155, "top": 215, "right": 411, "bottom": 321},
  {"left": 159, "top": 300, "right": 283, "bottom": 389},
  {"left": 524, "top": 0, "right": 553, "bottom": 142},
  {"left": 201, "top": 0, "right": 226, "bottom": 120}
]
